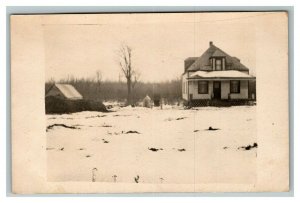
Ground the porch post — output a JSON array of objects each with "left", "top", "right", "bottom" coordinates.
[{"left": 187, "top": 80, "right": 190, "bottom": 102}]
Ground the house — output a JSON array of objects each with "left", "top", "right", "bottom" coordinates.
[
  {"left": 46, "top": 84, "right": 83, "bottom": 100},
  {"left": 182, "top": 41, "right": 256, "bottom": 106}
]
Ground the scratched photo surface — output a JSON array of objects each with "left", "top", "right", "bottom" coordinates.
[{"left": 11, "top": 12, "right": 289, "bottom": 193}]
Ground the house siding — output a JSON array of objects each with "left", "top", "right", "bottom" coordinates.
[
  {"left": 221, "top": 80, "right": 248, "bottom": 99},
  {"left": 185, "top": 80, "right": 249, "bottom": 100},
  {"left": 230, "top": 80, "right": 248, "bottom": 99},
  {"left": 182, "top": 73, "right": 189, "bottom": 100},
  {"left": 221, "top": 81, "right": 230, "bottom": 99},
  {"left": 188, "top": 80, "right": 213, "bottom": 99}
]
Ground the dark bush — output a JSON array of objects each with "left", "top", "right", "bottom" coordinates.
[{"left": 45, "top": 96, "right": 108, "bottom": 114}]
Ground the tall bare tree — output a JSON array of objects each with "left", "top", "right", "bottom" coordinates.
[
  {"left": 117, "top": 44, "right": 138, "bottom": 105},
  {"left": 95, "top": 70, "right": 102, "bottom": 99}
]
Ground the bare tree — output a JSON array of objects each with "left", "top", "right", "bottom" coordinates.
[
  {"left": 117, "top": 44, "right": 139, "bottom": 105},
  {"left": 131, "top": 71, "right": 140, "bottom": 90},
  {"left": 95, "top": 70, "right": 102, "bottom": 98}
]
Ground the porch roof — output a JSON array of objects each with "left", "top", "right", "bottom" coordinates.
[{"left": 187, "top": 70, "right": 255, "bottom": 80}]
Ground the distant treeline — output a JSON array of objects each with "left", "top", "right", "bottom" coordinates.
[{"left": 45, "top": 78, "right": 182, "bottom": 104}]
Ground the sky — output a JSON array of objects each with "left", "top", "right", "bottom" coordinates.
[{"left": 44, "top": 12, "right": 264, "bottom": 82}]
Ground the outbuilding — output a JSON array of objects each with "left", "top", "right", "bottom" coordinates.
[
  {"left": 46, "top": 84, "right": 83, "bottom": 100},
  {"left": 142, "top": 95, "right": 152, "bottom": 108}
]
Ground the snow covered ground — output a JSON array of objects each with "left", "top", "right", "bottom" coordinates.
[{"left": 46, "top": 105, "right": 256, "bottom": 184}]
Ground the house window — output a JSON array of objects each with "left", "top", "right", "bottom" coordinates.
[
  {"left": 198, "top": 81, "right": 208, "bottom": 94},
  {"left": 215, "top": 59, "right": 222, "bottom": 70},
  {"left": 230, "top": 80, "right": 240, "bottom": 93}
]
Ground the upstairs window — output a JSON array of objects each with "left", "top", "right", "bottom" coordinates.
[
  {"left": 230, "top": 80, "right": 240, "bottom": 93},
  {"left": 198, "top": 81, "right": 208, "bottom": 94},
  {"left": 215, "top": 59, "right": 222, "bottom": 70}
]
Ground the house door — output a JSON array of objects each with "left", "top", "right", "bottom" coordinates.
[{"left": 213, "top": 81, "right": 221, "bottom": 99}]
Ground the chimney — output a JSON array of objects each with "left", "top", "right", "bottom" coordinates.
[{"left": 209, "top": 41, "right": 213, "bottom": 47}]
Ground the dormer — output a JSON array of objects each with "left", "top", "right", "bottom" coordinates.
[
  {"left": 184, "top": 41, "right": 250, "bottom": 73},
  {"left": 209, "top": 42, "right": 226, "bottom": 71},
  {"left": 210, "top": 56, "right": 226, "bottom": 71}
]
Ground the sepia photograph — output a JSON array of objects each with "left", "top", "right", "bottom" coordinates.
[{"left": 10, "top": 11, "right": 289, "bottom": 193}]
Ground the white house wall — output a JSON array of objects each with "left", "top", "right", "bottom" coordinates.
[
  {"left": 188, "top": 80, "right": 213, "bottom": 99},
  {"left": 182, "top": 73, "right": 188, "bottom": 100},
  {"left": 185, "top": 80, "right": 249, "bottom": 100},
  {"left": 221, "top": 81, "right": 230, "bottom": 99},
  {"left": 229, "top": 80, "right": 249, "bottom": 99},
  {"left": 221, "top": 80, "right": 248, "bottom": 99}
]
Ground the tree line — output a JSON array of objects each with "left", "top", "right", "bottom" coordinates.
[
  {"left": 46, "top": 43, "right": 182, "bottom": 105},
  {"left": 45, "top": 77, "right": 182, "bottom": 105}
]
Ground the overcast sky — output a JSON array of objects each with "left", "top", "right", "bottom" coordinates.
[{"left": 43, "top": 12, "right": 267, "bottom": 82}]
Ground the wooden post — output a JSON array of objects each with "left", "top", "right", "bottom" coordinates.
[{"left": 92, "top": 168, "right": 98, "bottom": 182}]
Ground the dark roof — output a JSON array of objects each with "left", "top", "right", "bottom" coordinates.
[
  {"left": 185, "top": 42, "right": 249, "bottom": 72},
  {"left": 184, "top": 57, "right": 198, "bottom": 71},
  {"left": 185, "top": 57, "right": 198, "bottom": 61}
]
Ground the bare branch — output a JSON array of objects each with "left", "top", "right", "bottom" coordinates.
[{"left": 116, "top": 43, "right": 139, "bottom": 105}]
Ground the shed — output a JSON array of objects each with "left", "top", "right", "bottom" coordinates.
[
  {"left": 46, "top": 84, "right": 83, "bottom": 100},
  {"left": 142, "top": 95, "right": 152, "bottom": 108}
]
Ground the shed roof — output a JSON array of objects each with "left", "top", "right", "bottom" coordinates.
[{"left": 47, "top": 84, "right": 83, "bottom": 100}]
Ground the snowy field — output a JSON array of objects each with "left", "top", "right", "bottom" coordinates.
[{"left": 46, "top": 105, "right": 257, "bottom": 184}]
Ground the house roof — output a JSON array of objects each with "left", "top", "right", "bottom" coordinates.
[
  {"left": 211, "top": 49, "right": 227, "bottom": 57},
  {"left": 49, "top": 84, "right": 83, "bottom": 100},
  {"left": 186, "top": 42, "right": 250, "bottom": 72},
  {"left": 188, "top": 70, "right": 255, "bottom": 80}
]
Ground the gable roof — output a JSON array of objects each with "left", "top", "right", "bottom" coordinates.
[
  {"left": 186, "top": 42, "right": 249, "bottom": 72},
  {"left": 46, "top": 84, "right": 83, "bottom": 100}
]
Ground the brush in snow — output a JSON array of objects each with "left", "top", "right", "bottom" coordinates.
[
  {"left": 102, "top": 139, "right": 109, "bottom": 143},
  {"left": 112, "top": 175, "right": 117, "bottom": 182},
  {"left": 46, "top": 147, "right": 55, "bottom": 150},
  {"left": 238, "top": 142, "right": 258, "bottom": 150},
  {"left": 46, "top": 123, "right": 79, "bottom": 131},
  {"left": 101, "top": 124, "right": 112, "bottom": 127},
  {"left": 85, "top": 115, "right": 107, "bottom": 119},
  {"left": 148, "top": 147, "right": 163, "bottom": 152},
  {"left": 126, "top": 130, "right": 140, "bottom": 134},
  {"left": 207, "top": 126, "right": 219, "bottom": 131},
  {"left": 176, "top": 117, "right": 187, "bottom": 120},
  {"left": 134, "top": 175, "right": 140, "bottom": 183}
]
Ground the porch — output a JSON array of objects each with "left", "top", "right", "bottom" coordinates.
[{"left": 182, "top": 70, "right": 256, "bottom": 106}]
